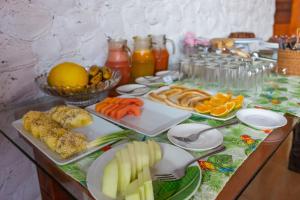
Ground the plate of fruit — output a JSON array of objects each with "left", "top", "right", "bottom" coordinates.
[
  {"left": 87, "top": 140, "right": 202, "bottom": 200},
  {"left": 35, "top": 62, "right": 121, "bottom": 106},
  {"left": 86, "top": 97, "right": 191, "bottom": 137},
  {"left": 147, "top": 85, "right": 245, "bottom": 121}
]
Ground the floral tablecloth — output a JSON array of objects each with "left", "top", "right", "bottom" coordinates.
[{"left": 59, "top": 75, "right": 300, "bottom": 200}]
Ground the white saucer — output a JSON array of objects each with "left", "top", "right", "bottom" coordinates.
[
  {"left": 167, "top": 123, "right": 223, "bottom": 151},
  {"left": 116, "top": 84, "right": 150, "bottom": 96},
  {"left": 135, "top": 76, "right": 165, "bottom": 86},
  {"left": 155, "top": 70, "right": 182, "bottom": 80},
  {"left": 236, "top": 108, "right": 287, "bottom": 130}
]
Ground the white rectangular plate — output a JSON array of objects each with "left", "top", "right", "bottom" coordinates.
[
  {"left": 86, "top": 97, "right": 191, "bottom": 137},
  {"left": 12, "top": 114, "right": 123, "bottom": 165},
  {"left": 145, "top": 86, "right": 240, "bottom": 121}
]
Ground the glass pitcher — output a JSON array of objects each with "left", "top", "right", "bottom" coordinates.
[
  {"left": 131, "top": 36, "right": 155, "bottom": 80},
  {"left": 105, "top": 38, "right": 131, "bottom": 85},
  {"left": 150, "top": 34, "right": 175, "bottom": 72}
]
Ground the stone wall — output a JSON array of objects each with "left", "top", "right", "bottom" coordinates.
[
  {"left": 0, "top": 0, "right": 275, "bottom": 106},
  {"left": 0, "top": 0, "right": 275, "bottom": 199}
]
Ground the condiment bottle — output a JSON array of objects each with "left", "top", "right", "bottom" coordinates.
[{"left": 131, "top": 36, "right": 155, "bottom": 80}]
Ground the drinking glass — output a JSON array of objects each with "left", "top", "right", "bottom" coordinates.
[
  {"left": 204, "top": 64, "right": 219, "bottom": 89},
  {"left": 180, "top": 58, "right": 192, "bottom": 79}
]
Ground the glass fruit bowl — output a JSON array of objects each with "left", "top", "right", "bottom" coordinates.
[{"left": 35, "top": 69, "right": 121, "bottom": 107}]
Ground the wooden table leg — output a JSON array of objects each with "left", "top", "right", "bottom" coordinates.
[{"left": 37, "top": 167, "right": 75, "bottom": 200}]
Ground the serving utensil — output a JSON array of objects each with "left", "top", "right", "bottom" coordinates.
[
  {"left": 172, "top": 119, "right": 239, "bottom": 143},
  {"left": 153, "top": 144, "right": 226, "bottom": 181}
]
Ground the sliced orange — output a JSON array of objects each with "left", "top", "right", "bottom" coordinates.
[
  {"left": 210, "top": 97, "right": 227, "bottom": 106},
  {"left": 203, "top": 100, "right": 211, "bottom": 105},
  {"left": 225, "top": 101, "right": 235, "bottom": 113},
  {"left": 231, "top": 95, "right": 244, "bottom": 109},
  {"left": 210, "top": 105, "right": 229, "bottom": 117},
  {"left": 232, "top": 95, "right": 244, "bottom": 102},
  {"left": 195, "top": 104, "right": 212, "bottom": 114},
  {"left": 215, "top": 93, "right": 232, "bottom": 101}
]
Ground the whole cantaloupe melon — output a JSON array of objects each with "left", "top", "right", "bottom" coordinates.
[{"left": 47, "top": 62, "right": 88, "bottom": 89}]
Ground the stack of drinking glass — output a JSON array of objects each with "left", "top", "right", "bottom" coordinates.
[{"left": 179, "top": 52, "right": 276, "bottom": 94}]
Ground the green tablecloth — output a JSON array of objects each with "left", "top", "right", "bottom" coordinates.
[{"left": 59, "top": 75, "right": 300, "bottom": 200}]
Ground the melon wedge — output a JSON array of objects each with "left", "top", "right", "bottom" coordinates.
[
  {"left": 142, "top": 167, "right": 154, "bottom": 200},
  {"left": 102, "top": 159, "right": 118, "bottom": 199},
  {"left": 133, "top": 141, "right": 143, "bottom": 173},
  {"left": 120, "top": 148, "right": 131, "bottom": 194},
  {"left": 146, "top": 140, "right": 155, "bottom": 167},
  {"left": 115, "top": 149, "right": 131, "bottom": 195},
  {"left": 149, "top": 140, "right": 162, "bottom": 163},
  {"left": 141, "top": 142, "right": 150, "bottom": 168},
  {"left": 125, "top": 179, "right": 140, "bottom": 200},
  {"left": 138, "top": 172, "right": 146, "bottom": 200},
  {"left": 127, "top": 143, "right": 137, "bottom": 180}
]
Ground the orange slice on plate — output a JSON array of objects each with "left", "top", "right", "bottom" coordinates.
[
  {"left": 225, "top": 101, "right": 236, "bottom": 113},
  {"left": 232, "top": 95, "right": 244, "bottom": 109},
  {"left": 210, "top": 105, "right": 229, "bottom": 117},
  {"left": 209, "top": 97, "right": 226, "bottom": 106},
  {"left": 215, "top": 93, "right": 232, "bottom": 101},
  {"left": 194, "top": 104, "right": 212, "bottom": 114},
  {"left": 203, "top": 100, "right": 211, "bottom": 106}
]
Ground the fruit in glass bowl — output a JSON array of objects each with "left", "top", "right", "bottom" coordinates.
[
  {"left": 47, "top": 62, "right": 89, "bottom": 92},
  {"left": 35, "top": 62, "right": 121, "bottom": 107}
]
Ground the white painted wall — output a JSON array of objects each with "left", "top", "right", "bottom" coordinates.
[
  {"left": 0, "top": 0, "right": 275, "bottom": 199},
  {"left": 0, "top": 0, "right": 275, "bottom": 105}
]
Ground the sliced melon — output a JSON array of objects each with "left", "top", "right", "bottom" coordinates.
[
  {"left": 127, "top": 143, "right": 137, "bottom": 180},
  {"left": 115, "top": 149, "right": 131, "bottom": 195},
  {"left": 150, "top": 140, "right": 162, "bottom": 163},
  {"left": 142, "top": 167, "right": 154, "bottom": 200},
  {"left": 120, "top": 148, "right": 132, "bottom": 194},
  {"left": 146, "top": 140, "right": 155, "bottom": 167},
  {"left": 102, "top": 158, "right": 118, "bottom": 199},
  {"left": 138, "top": 172, "right": 146, "bottom": 200},
  {"left": 125, "top": 179, "right": 140, "bottom": 200},
  {"left": 133, "top": 141, "right": 143, "bottom": 172},
  {"left": 115, "top": 151, "right": 123, "bottom": 194},
  {"left": 141, "top": 142, "right": 149, "bottom": 168},
  {"left": 125, "top": 192, "right": 140, "bottom": 200}
]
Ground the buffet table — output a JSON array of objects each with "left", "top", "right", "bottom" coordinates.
[{"left": 1, "top": 75, "right": 299, "bottom": 200}]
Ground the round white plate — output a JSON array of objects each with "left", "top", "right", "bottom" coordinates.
[
  {"left": 87, "top": 142, "right": 201, "bottom": 200},
  {"left": 236, "top": 108, "right": 287, "bottom": 130},
  {"left": 167, "top": 123, "right": 223, "bottom": 151},
  {"left": 116, "top": 84, "right": 150, "bottom": 96}
]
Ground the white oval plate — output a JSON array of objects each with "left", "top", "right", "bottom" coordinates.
[
  {"left": 236, "top": 108, "right": 287, "bottom": 130},
  {"left": 87, "top": 142, "right": 201, "bottom": 200},
  {"left": 167, "top": 123, "right": 223, "bottom": 151},
  {"left": 116, "top": 84, "right": 150, "bottom": 96}
]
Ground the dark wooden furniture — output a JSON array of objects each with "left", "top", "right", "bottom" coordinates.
[{"left": 274, "top": 0, "right": 300, "bottom": 35}]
